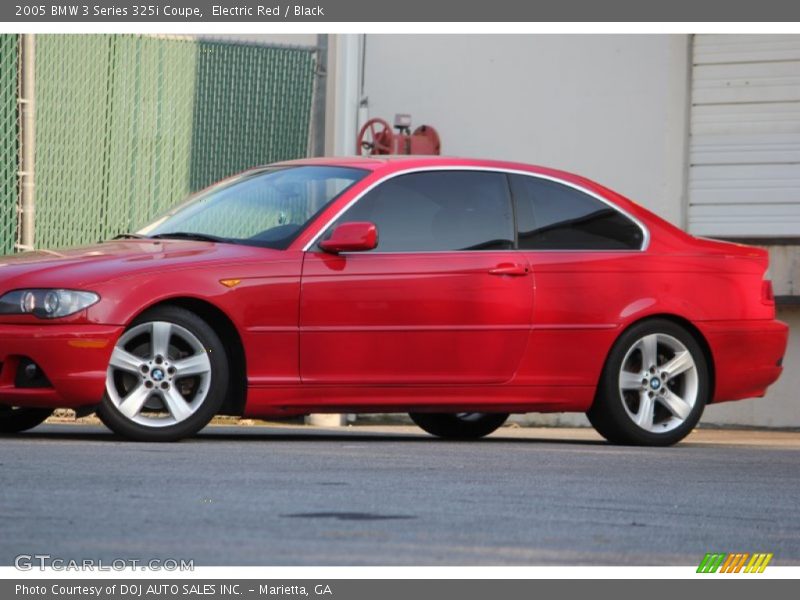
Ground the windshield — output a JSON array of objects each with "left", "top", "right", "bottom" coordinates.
[{"left": 136, "top": 165, "right": 368, "bottom": 249}]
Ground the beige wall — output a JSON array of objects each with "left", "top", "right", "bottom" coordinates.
[{"left": 361, "top": 34, "right": 691, "bottom": 225}]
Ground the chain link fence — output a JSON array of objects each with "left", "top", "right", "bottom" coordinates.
[
  {"left": 0, "top": 35, "right": 18, "bottom": 255},
  {"left": 190, "top": 39, "right": 316, "bottom": 191},
  {"left": 0, "top": 34, "right": 317, "bottom": 252}
]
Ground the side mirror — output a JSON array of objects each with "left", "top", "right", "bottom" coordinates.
[{"left": 319, "top": 222, "right": 378, "bottom": 254}]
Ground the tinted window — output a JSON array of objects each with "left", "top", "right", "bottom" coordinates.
[
  {"left": 510, "top": 175, "right": 643, "bottom": 250},
  {"left": 328, "top": 171, "right": 514, "bottom": 252}
]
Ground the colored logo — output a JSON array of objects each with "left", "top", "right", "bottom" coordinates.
[{"left": 697, "top": 553, "right": 773, "bottom": 573}]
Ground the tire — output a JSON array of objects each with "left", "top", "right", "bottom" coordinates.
[
  {"left": 409, "top": 412, "right": 509, "bottom": 439},
  {"left": 97, "top": 305, "right": 229, "bottom": 442},
  {"left": 0, "top": 406, "right": 53, "bottom": 433},
  {"left": 587, "top": 318, "right": 709, "bottom": 446}
]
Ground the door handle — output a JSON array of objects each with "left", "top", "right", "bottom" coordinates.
[{"left": 488, "top": 263, "right": 529, "bottom": 276}]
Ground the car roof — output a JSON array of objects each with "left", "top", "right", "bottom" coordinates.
[{"left": 274, "top": 155, "right": 555, "bottom": 174}]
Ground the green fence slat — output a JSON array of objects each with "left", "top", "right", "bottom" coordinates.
[
  {"left": 28, "top": 34, "right": 315, "bottom": 251},
  {"left": 0, "top": 35, "right": 18, "bottom": 255},
  {"left": 189, "top": 39, "right": 316, "bottom": 192}
]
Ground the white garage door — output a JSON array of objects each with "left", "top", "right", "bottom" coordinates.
[{"left": 689, "top": 34, "right": 800, "bottom": 238}]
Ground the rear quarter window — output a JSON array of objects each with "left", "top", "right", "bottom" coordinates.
[{"left": 510, "top": 174, "right": 643, "bottom": 250}]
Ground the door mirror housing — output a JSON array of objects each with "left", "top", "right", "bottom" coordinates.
[{"left": 319, "top": 222, "right": 378, "bottom": 254}]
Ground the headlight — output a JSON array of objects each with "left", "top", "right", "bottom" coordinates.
[{"left": 0, "top": 289, "right": 99, "bottom": 319}]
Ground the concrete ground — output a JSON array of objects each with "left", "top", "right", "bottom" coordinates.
[{"left": 1, "top": 423, "right": 799, "bottom": 566}]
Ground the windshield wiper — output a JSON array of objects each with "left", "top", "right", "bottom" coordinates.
[
  {"left": 112, "top": 233, "right": 149, "bottom": 240},
  {"left": 149, "top": 232, "right": 232, "bottom": 244}
]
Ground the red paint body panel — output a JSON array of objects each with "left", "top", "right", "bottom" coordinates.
[
  {"left": 0, "top": 156, "right": 787, "bottom": 416},
  {"left": 0, "top": 324, "right": 121, "bottom": 406},
  {"left": 698, "top": 319, "right": 788, "bottom": 402},
  {"left": 243, "top": 385, "right": 595, "bottom": 418},
  {"left": 299, "top": 251, "right": 532, "bottom": 384}
]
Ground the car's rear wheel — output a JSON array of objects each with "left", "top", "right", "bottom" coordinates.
[
  {"left": 98, "top": 306, "right": 228, "bottom": 442},
  {"left": 587, "top": 319, "right": 709, "bottom": 446},
  {"left": 409, "top": 412, "right": 509, "bottom": 439},
  {"left": 0, "top": 406, "right": 53, "bottom": 433}
]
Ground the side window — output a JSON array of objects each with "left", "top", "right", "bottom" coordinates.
[
  {"left": 510, "top": 175, "right": 643, "bottom": 250},
  {"left": 327, "top": 171, "right": 514, "bottom": 252}
]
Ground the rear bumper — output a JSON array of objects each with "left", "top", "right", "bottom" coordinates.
[
  {"left": 697, "top": 319, "right": 789, "bottom": 403},
  {"left": 0, "top": 324, "right": 122, "bottom": 408}
]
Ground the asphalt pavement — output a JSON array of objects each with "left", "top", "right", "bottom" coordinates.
[{"left": 1, "top": 423, "right": 799, "bottom": 566}]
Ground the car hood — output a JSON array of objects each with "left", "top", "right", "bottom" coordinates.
[{"left": 0, "top": 239, "right": 286, "bottom": 290}]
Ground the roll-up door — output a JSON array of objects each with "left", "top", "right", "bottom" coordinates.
[{"left": 689, "top": 34, "right": 800, "bottom": 238}]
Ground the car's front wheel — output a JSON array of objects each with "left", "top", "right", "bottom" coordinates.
[
  {"left": 587, "top": 319, "right": 709, "bottom": 446},
  {"left": 98, "top": 306, "right": 229, "bottom": 442},
  {"left": 0, "top": 406, "right": 53, "bottom": 433},
  {"left": 409, "top": 412, "right": 509, "bottom": 439}
]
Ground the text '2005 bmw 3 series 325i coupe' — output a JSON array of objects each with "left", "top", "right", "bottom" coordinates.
[{"left": 0, "top": 157, "right": 788, "bottom": 444}]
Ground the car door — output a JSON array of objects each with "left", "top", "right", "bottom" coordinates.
[
  {"left": 299, "top": 170, "right": 533, "bottom": 385},
  {"left": 507, "top": 172, "right": 647, "bottom": 387}
]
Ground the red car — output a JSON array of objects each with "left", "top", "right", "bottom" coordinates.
[{"left": 0, "top": 157, "right": 788, "bottom": 444}]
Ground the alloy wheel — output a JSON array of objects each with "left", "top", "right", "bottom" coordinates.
[
  {"left": 618, "top": 333, "right": 699, "bottom": 433},
  {"left": 105, "top": 321, "right": 212, "bottom": 427}
]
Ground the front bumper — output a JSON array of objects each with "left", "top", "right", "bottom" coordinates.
[
  {"left": 698, "top": 319, "right": 789, "bottom": 403},
  {"left": 0, "top": 324, "right": 123, "bottom": 408}
]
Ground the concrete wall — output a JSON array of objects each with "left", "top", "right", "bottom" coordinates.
[{"left": 361, "top": 34, "right": 691, "bottom": 225}]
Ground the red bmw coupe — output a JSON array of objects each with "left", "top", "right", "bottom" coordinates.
[{"left": 0, "top": 157, "right": 788, "bottom": 444}]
